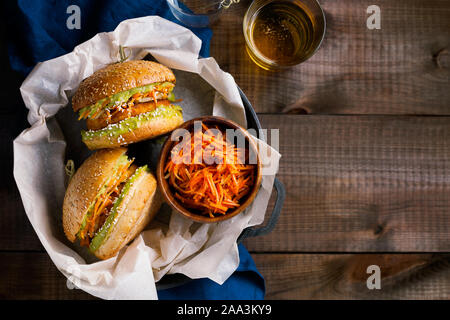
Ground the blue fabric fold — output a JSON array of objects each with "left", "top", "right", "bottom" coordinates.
[
  {"left": 158, "top": 244, "right": 265, "bottom": 300},
  {"left": 6, "top": 0, "right": 265, "bottom": 300},
  {"left": 6, "top": 0, "right": 212, "bottom": 75}
]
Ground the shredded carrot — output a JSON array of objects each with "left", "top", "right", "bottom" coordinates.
[
  {"left": 164, "top": 124, "right": 256, "bottom": 217},
  {"left": 78, "top": 160, "right": 133, "bottom": 243},
  {"left": 152, "top": 90, "right": 158, "bottom": 105}
]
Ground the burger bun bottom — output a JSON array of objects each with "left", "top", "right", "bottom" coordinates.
[{"left": 83, "top": 108, "right": 183, "bottom": 150}]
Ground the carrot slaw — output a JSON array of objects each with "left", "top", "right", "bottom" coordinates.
[{"left": 164, "top": 123, "right": 256, "bottom": 217}]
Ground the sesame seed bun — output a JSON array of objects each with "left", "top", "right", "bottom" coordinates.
[
  {"left": 72, "top": 60, "right": 176, "bottom": 112},
  {"left": 62, "top": 148, "right": 162, "bottom": 260}
]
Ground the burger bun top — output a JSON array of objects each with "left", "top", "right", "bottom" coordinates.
[{"left": 72, "top": 60, "right": 176, "bottom": 112}]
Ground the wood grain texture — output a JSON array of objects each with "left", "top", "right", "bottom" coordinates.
[
  {"left": 1, "top": 252, "right": 449, "bottom": 300},
  {"left": 253, "top": 253, "right": 450, "bottom": 299},
  {"left": 3, "top": 0, "right": 450, "bottom": 300},
  {"left": 244, "top": 114, "right": 450, "bottom": 252},
  {"left": 211, "top": 0, "right": 450, "bottom": 114},
  {"left": 0, "top": 252, "right": 94, "bottom": 299}
]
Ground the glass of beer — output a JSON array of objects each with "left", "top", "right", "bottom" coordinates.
[{"left": 243, "top": 0, "right": 326, "bottom": 70}]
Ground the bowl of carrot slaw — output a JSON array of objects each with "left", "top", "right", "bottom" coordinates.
[{"left": 156, "top": 116, "right": 262, "bottom": 223}]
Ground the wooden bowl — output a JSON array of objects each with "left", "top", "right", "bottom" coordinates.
[{"left": 156, "top": 116, "right": 262, "bottom": 223}]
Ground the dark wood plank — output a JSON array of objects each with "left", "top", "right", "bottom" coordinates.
[
  {"left": 1, "top": 252, "right": 449, "bottom": 299},
  {"left": 0, "top": 252, "right": 94, "bottom": 299},
  {"left": 3, "top": 0, "right": 450, "bottom": 301},
  {"left": 244, "top": 114, "right": 450, "bottom": 252},
  {"left": 211, "top": 0, "right": 450, "bottom": 114},
  {"left": 253, "top": 253, "right": 450, "bottom": 299}
]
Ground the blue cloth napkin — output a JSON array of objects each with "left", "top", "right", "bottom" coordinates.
[
  {"left": 158, "top": 244, "right": 265, "bottom": 300},
  {"left": 6, "top": 0, "right": 265, "bottom": 300},
  {"left": 6, "top": 0, "right": 212, "bottom": 75}
]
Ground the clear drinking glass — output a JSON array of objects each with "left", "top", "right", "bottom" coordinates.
[{"left": 243, "top": 0, "right": 326, "bottom": 70}]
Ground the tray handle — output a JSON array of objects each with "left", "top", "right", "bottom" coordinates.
[{"left": 237, "top": 178, "right": 285, "bottom": 243}]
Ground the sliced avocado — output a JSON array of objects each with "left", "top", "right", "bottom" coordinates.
[
  {"left": 89, "top": 165, "right": 149, "bottom": 253},
  {"left": 81, "top": 104, "right": 182, "bottom": 141},
  {"left": 78, "top": 81, "right": 175, "bottom": 119},
  {"left": 167, "top": 91, "right": 176, "bottom": 102}
]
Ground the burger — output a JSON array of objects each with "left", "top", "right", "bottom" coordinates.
[
  {"left": 63, "top": 148, "right": 161, "bottom": 260},
  {"left": 72, "top": 60, "right": 183, "bottom": 150}
]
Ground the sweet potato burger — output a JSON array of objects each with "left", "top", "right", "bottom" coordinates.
[
  {"left": 72, "top": 60, "right": 183, "bottom": 150},
  {"left": 63, "top": 148, "right": 161, "bottom": 260}
]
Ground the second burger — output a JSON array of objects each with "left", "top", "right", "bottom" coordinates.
[{"left": 63, "top": 147, "right": 162, "bottom": 260}]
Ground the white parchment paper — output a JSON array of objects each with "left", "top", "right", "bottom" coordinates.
[{"left": 13, "top": 16, "right": 281, "bottom": 300}]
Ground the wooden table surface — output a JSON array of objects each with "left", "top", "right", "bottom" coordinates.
[{"left": 2, "top": 0, "right": 450, "bottom": 299}]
